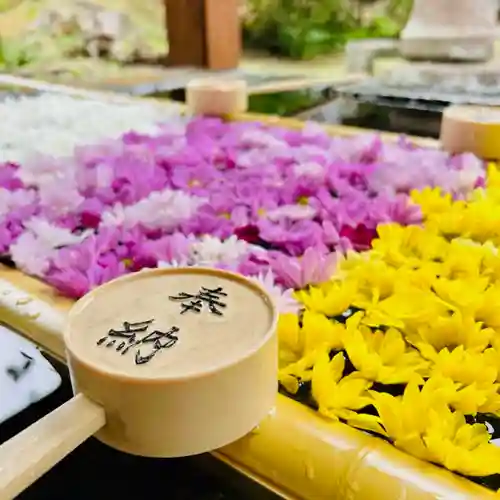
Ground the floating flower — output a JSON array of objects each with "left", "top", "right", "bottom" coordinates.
[
  {"left": 189, "top": 234, "right": 262, "bottom": 267},
  {"left": 0, "top": 94, "right": 177, "bottom": 164},
  {"left": 343, "top": 312, "right": 430, "bottom": 384},
  {"left": 249, "top": 270, "right": 300, "bottom": 314},
  {"left": 270, "top": 247, "right": 338, "bottom": 289},
  {"left": 0, "top": 186, "right": 39, "bottom": 253},
  {"left": 428, "top": 347, "right": 500, "bottom": 414},
  {"left": 295, "top": 279, "right": 358, "bottom": 317},
  {"left": 423, "top": 405, "right": 500, "bottom": 477},
  {"left": 311, "top": 351, "right": 383, "bottom": 433},
  {"left": 277, "top": 311, "right": 344, "bottom": 370},
  {"left": 101, "top": 189, "right": 206, "bottom": 231},
  {"left": 44, "top": 228, "right": 134, "bottom": 298},
  {"left": 10, "top": 217, "right": 92, "bottom": 276},
  {"left": 370, "top": 378, "right": 500, "bottom": 476},
  {"left": 412, "top": 311, "right": 494, "bottom": 358}
]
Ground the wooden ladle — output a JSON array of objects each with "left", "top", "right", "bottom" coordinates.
[{"left": 0, "top": 267, "right": 278, "bottom": 499}]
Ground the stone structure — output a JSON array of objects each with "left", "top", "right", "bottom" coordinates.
[
  {"left": 340, "top": 0, "right": 500, "bottom": 138},
  {"left": 32, "top": 1, "right": 145, "bottom": 63},
  {"left": 400, "top": 0, "right": 497, "bottom": 62}
]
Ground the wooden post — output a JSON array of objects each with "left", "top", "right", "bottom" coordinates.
[{"left": 165, "top": 0, "right": 241, "bottom": 70}]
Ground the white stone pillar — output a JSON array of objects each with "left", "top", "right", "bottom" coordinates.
[{"left": 400, "top": 0, "right": 497, "bottom": 62}]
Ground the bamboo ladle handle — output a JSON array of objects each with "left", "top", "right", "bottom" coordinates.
[{"left": 0, "top": 394, "right": 105, "bottom": 499}]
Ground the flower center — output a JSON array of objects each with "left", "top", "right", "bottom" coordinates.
[{"left": 122, "top": 258, "right": 133, "bottom": 268}]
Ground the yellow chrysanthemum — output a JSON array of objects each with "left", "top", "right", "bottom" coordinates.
[
  {"left": 277, "top": 313, "right": 302, "bottom": 368},
  {"left": 423, "top": 406, "right": 500, "bottom": 477},
  {"left": 311, "top": 351, "right": 383, "bottom": 434},
  {"left": 424, "top": 202, "right": 467, "bottom": 238},
  {"left": 480, "top": 251, "right": 500, "bottom": 284},
  {"left": 473, "top": 284, "right": 500, "bottom": 330},
  {"left": 412, "top": 311, "right": 493, "bottom": 357},
  {"left": 277, "top": 312, "right": 344, "bottom": 369},
  {"left": 372, "top": 379, "right": 500, "bottom": 476},
  {"left": 350, "top": 260, "right": 397, "bottom": 304},
  {"left": 370, "top": 223, "right": 420, "bottom": 267},
  {"left": 294, "top": 280, "right": 358, "bottom": 317},
  {"left": 342, "top": 313, "right": 429, "bottom": 384},
  {"left": 451, "top": 382, "right": 500, "bottom": 416},
  {"left": 484, "top": 345, "right": 500, "bottom": 383},
  {"left": 301, "top": 310, "right": 344, "bottom": 353},
  {"left": 428, "top": 347, "right": 500, "bottom": 415},
  {"left": 487, "top": 161, "right": 500, "bottom": 189},
  {"left": 279, "top": 350, "right": 323, "bottom": 394},
  {"left": 370, "top": 378, "right": 457, "bottom": 458},
  {"left": 410, "top": 187, "right": 453, "bottom": 218},
  {"left": 360, "top": 286, "right": 447, "bottom": 331},
  {"left": 431, "top": 347, "right": 498, "bottom": 387},
  {"left": 431, "top": 276, "right": 489, "bottom": 311},
  {"left": 439, "top": 238, "right": 487, "bottom": 280},
  {"left": 277, "top": 195, "right": 500, "bottom": 481}
]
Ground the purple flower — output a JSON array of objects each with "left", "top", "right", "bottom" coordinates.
[
  {"left": 132, "top": 233, "right": 192, "bottom": 270},
  {"left": 270, "top": 247, "right": 338, "bottom": 289},
  {"left": 0, "top": 117, "right": 483, "bottom": 299},
  {"left": 0, "top": 188, "right": 39, "bottom": 253},
  {"left": 45, "top": 228, "right": 133, "bottom": 298},
  {"left": 258, "top": 219, "right": 327, "bottom": 256}
]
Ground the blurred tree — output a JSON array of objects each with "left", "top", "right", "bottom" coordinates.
[
  {"left": 243, "top": 0, "right": 413, "bottom": 59},
  {"left": 0, "top": 0, "right": 25, "bottom": 12}
]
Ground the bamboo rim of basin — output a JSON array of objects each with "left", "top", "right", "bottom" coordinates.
[{"left": 0, "top": 80, "right": 493, "bottom": 498}]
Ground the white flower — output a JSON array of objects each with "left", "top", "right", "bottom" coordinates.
[
  {"left": 157, "top": 258, "right": 190, "bottom": 269},
  {"left": 10, "top": 218, "right": 92, "bottom": 277},
  {"left": 292, "top": 161, "right": 325, "bottom": 178},
  {"left": 239, "top": 129, "right": 287, "bottom": 149},
  {"left": 25, "top": 217, "right": 92, "bottom": 247},
  {"left": 101, "top": 189, "right": 206, "bottom": 231},
  {"left": 267, "top": 204, "right": 316, "bottom": 221},
  {"left": 0, "top": 94, "right": 185, "bottom": 163},
  {"left": 456, "top": 164, "right": 483, "bottom": 192},
  {"left": 38, "top": 178, "right": 85, "bottom": 216},
  {"left": 189, "top": 235, "right": 251, "bottom": 266},
  {"left": 10, "top": 233, "right": 54, "bottom": 277},
  {"left": 250, "top": 270, "right": 300, "bottom": 314},
  {"left": 0, "top": 188, "right": 37, "bottom": 218}
]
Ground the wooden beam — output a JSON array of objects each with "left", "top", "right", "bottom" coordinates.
[
  {"left": 165, "top": 0, "right": 205, "bottom": 67},
  {"left": 204, "top": 0, "right": 241, "bottom": 70},
  {"left": 165, "top": 0, "right": 241, "bottom": 70}
]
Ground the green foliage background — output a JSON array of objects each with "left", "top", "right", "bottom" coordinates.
[{"left": 243, "top": 0, "right": 414, "bottom": 59}]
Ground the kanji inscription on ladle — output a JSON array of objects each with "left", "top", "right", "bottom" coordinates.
[
  {"left": 96, "top": 319, "right": 179, "bottom": 365},
  {"left": 5, "top": 351, "right": 35, "bottom": 382},
  {"left": 168, "top": 286, "right": 227, "bottom": 316}
]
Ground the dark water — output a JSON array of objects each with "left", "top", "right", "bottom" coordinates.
[{"left": 0, "top": 356, "right": 277, "bottom": 500}]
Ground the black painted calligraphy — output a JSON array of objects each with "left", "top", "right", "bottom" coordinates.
[
  {"left": 96, "top": 319, "right": 179, "bottom": 365},
  {"left": 168, "top": 286, "right": 227, "bottom": 316},
  {"left": 5, "top": 351, "right": 35, "bottom": 382}
]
